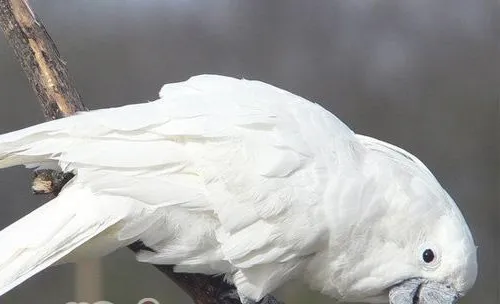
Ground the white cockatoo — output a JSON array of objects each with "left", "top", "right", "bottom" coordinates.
[{"left": 0, "top": 75, "right": 477, "bottom": 303}]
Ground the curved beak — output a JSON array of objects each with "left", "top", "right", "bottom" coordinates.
[{"left": 389, "top": 278, "right": 460, "bottom": 304}]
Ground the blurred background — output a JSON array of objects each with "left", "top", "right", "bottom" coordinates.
[{"left": 0, "top": 0, "right": 497, "bottom": 303}]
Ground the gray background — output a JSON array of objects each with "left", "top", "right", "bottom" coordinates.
[{"left": 0, "top": 0, "right": 497, "bottom": 303}]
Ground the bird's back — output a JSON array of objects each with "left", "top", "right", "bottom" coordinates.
[{"left": 0, "top": 75, "right": 363, "bottom": 299}]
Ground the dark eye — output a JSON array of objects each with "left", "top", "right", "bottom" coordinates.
[{"left": 422, "top": 249, "right": 435, "bottom": 263}]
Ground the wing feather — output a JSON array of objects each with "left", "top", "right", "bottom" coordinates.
[{"left": 0, "top": 75, "right": 363, "bottom": 299}]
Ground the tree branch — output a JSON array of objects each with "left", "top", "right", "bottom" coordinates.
[
  {"left": 0, "top": 1, "right": 281, "bottom": 303},
  {"left": 0, "top": 0, "right": 85, "bottom": 119}
]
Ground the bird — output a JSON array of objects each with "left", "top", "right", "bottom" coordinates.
[{"left": 0, "top": 75, "right": 477, "bottom": 304}]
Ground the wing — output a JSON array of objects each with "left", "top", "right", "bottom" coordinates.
[{"left": 0, "top": 75, "right": 364, "bottom": 299}]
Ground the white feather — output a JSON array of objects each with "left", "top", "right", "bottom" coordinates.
[
  {"left": 0, "top": 183, "right": 137, "bottom": 296},
  {"left": 0, "top": 75, "right": 477, "bottom": 302}
]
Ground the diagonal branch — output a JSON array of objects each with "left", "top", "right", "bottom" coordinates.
[
  {"left": 0, "top": 0, "right": 281, "bottom": 303},
  {"left": 0, "top": 0, "right": 85, "bottom": 119}
]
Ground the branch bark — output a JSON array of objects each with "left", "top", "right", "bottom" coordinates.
[
  {"left": 0, "top": 1, "right": 281, "bottom": 303},
  {"left": 0, "top": 0, "right": 84, "bottom": 119}
]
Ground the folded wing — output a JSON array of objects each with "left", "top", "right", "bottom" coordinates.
[{"left": 0, "top": 75, "right": 363, "bottom": 299}]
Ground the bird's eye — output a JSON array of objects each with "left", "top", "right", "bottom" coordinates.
[{"left": 422, "top": 249, "right": 435, "bottom": 263}]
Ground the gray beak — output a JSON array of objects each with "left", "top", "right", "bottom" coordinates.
[{"left": 389, "top": 278, "right": 460, "bottom": 304}]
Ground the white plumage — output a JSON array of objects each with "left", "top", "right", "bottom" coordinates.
[{"left": 0, "top": 75, "right": 477, "bottom": 303}]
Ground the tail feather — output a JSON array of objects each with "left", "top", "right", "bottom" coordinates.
[{"left": 0, "top": 183, "right": 131, "bottom": 296}]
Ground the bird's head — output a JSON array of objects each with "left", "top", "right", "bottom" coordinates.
[
  {"left": 385, "top": 194, "right": 478, "bottom": 304},
  {"left": 309, "top": 135, "right": 478, "bottom": 304}
]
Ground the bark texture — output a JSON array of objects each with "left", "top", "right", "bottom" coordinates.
[{"left": 0, "top": 0, "right": 85, "bottom": 119}]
